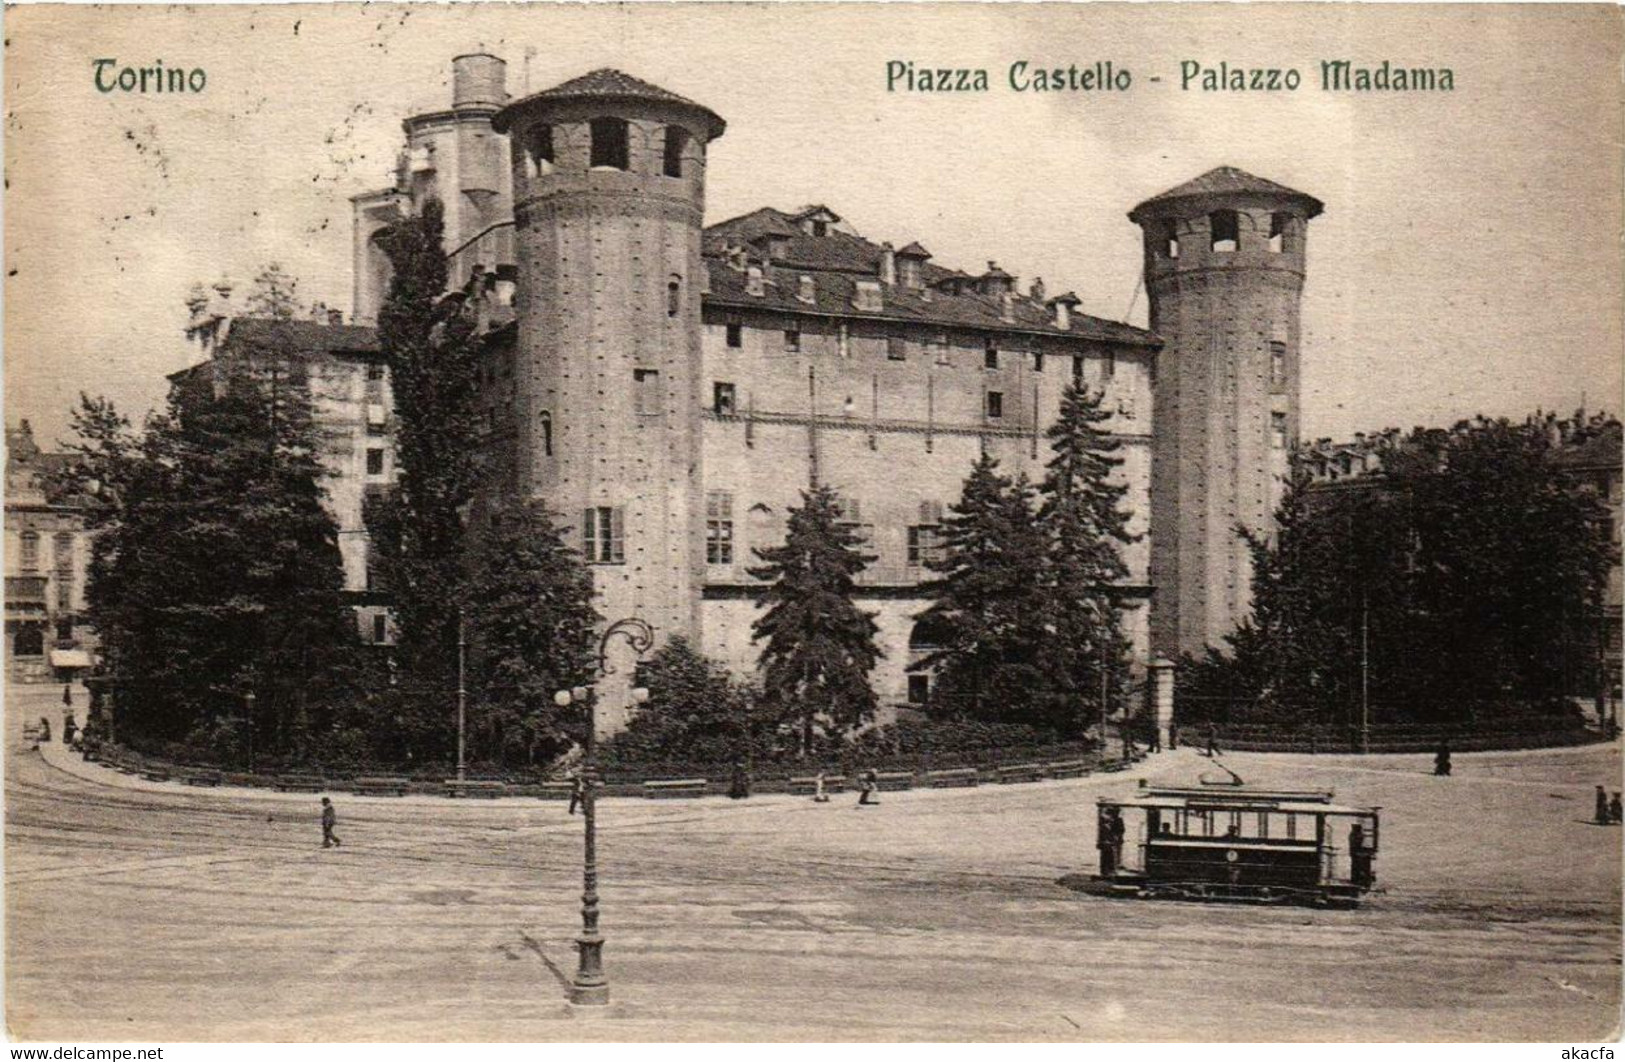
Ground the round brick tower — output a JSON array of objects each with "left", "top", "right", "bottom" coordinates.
[
  {"left": 494, "top": 70, "right": 725, "bottom": 724},
  {"left": 1129, "top": 167, "right": 1323, "bottom": 660}
]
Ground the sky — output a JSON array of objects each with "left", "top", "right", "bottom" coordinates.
[{"left": 5, "top": 3, "right": 1622, "bottom": 450}]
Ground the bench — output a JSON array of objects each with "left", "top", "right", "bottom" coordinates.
[
  {"left": 536, "top": 781, "right": 577, "bottom": 800},
  {"left": 182, "top": 769, "right": 223, "bottom": 787},
  {"left": 444, "top": 779, "right": 507, "bottom": 799},
  {"left": 352, "top": 776, "right": 411, "bottom": 797},
  {"left": 140, "top": 765, "right": 172, "bottom": 783},
  {"left": 275, "top": 774, "right": 327, "bottom": 793},
  {"left": 643, "top": 778, "right": 708, "bottom": 799},
  {"left": 874, "top": 771, "right": 915, "bottom": 792},
  {"left": 925, "top": 767, "right": 979, "bottom": 788},
  {"left": 1045, "top": 759, "right": 1089, "bottom": 779},
  {"left": 786, "top": 775, "right": 846, "bottom": 795},
  {"left": 996, "top": 763, "right": 1045, "bottom": 784}
]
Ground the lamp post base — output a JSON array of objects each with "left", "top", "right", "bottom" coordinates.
[{"left": 569, "top": 934, "right": 609, "bottom": 1006}]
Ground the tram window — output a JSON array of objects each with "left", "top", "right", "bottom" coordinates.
[
  {"left": 1256, "top": 812, "right": 1269, "bottom": 838},
  {"left": 1285, "top": 814, "right": 1298, "bottom": 840}
]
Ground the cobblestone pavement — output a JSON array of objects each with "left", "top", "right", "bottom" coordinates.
[{"left": 6, "top": 685, "right": 1620, "bottom": 1041}]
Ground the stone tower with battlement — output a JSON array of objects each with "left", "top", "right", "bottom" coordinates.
[
  {"left": 493, "top": 70, "right": 726, "bottom": 726},
  {"left": 1130, "top": 167, "right": 1323, "bottom": 660}
]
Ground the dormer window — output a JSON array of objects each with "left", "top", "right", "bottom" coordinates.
[
  {"left": 662, "top": 126, "right": 688, "bottom": 178},
  {"left": 589, "top": 117, "right": 629, "bottom": 171},
  {"left": 853, "top": 279, "right": 883, "bottom": 312},
  {"left": 1210, "top": 210, "right": 1239, "bottom": 253},
  {"left": 812, "top": 220, "right": 828, "bottom": 237},
  {"left": 798, "top": 275, "right": 816, "bottom": 304},
  {"left": 770, "top": 237, "right": 790, "bottom": 260},
  {"left": 746, "top": 266, "right": 765, "bottom": 297}
]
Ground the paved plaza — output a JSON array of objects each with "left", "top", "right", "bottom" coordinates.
[{"left": 5, "top": 685, "right": 1621, "bottom": 1041}]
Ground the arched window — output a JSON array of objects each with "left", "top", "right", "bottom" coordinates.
[
  {"left": 1210, "top": 210, "right": 1239, "bottom": 253},
  {"left": 662, "top": 126, "right": 688, "bottom": 178},
  {"left": 522, "top": 124, "right": 555, "bottom": 178},
  {"left": 1162, "top": 219, "right": 1180, "bottom": 259},
  {"left": 1269, "top": 212, "right": 1290, "bottom": 253},
  {"left": 667, "top": 276, "right": 682, "bottom": 318},
  {"left": 589, "top": 118, "right": 629, "bottom": 171}
]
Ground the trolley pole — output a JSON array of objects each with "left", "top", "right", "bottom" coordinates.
[{"left": 456, "top": 609, "right": 467, "bottom": 783}]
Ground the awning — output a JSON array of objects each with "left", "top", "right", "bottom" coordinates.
[{"left": 49, "top": 649, "right": 93, "bottom": 668}]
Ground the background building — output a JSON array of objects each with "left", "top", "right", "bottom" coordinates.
[{"left": 4, "top": 422, "right": 96, "bottom": 683}]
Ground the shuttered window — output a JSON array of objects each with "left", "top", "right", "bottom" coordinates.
[{"left": 582, "top": 506, "right": 625, "bottom": 564}]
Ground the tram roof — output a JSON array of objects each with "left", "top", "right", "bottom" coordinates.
[{"left": 1101, "top": 792, "right": 1377, "bottom": 816}]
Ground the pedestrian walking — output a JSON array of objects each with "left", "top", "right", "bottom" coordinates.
[
  {"left": 567, "top": 769, "right": 584, "bottom": 816},
  {"left": 320, "top": 797, "right": 341, "bottom": 849},
  {"left": 37, "top": 716, "right": 50, "bottom": 744},
  {"left": 1611, "top": 792, "right": 1622, "bottom": 826},
  {"left": 61, "top": 713, "right": 76, "bottom": 748},
  {"left": 812, "top": 770, "right": 830, "bottom": 803},
  {"left": 1205, "top": 724, "right": 1219, "bottom": 758},
  {"left": 1433, "top": 739, "right": 1452, "bottom": 777},
  {"left": 728, "top": 760, "right": 750, "bottom": 800},
  {"left": 62, "top": 682, "right": 73, "bottom": 709},
  {"left": 1597, "top": 785, "right": 1611, "bottom": 825},
  {"left": 857, "top": 769, "right": 878, "bottom": 807}
]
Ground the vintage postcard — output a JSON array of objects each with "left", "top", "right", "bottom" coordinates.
[{"left": 4, "top": 2, "right": 1622, "bottom": 1045}]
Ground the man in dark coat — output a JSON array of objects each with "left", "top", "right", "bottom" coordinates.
[
  {"left": 1597, "top": 785, "right": 1611, "bottom": 825},
  {"left": 1433, "top": 740, "right": 1452, "bottom": 777},
  {"left": 320, "top": 797, "right": 341, "bottom": 848}
]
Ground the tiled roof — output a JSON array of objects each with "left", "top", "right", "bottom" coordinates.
[
  {"left": 223, "top": 317, "right": 381, "bottom": 356},
  {"left": 1129, "top": 166, "right": 1324, "bottom": 221},
  {"left": 896, "top": 242, "right": 932, "bottom": 259},
  {"left": 1551, "top": 422, "right": 1622, "bottom": 470},
  {"left": 494, "top": 68, "right": 725, "bottom": 138}
]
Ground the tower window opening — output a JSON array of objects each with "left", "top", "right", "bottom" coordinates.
[
  {"left": 372, "top": 614, "right": 389, "bottom": 645},
  {"left": 986, "top": 391, "right": 1004, "bottom": 419},
  {"left": 984, "top": 338, "right": 999, "bottom": 370},
  {"left": 1073, "top": 355, "right": 1085, "bottom": 384},
  {"left": 1210, "top": 210, "right": 1239, "bottom": 253},
  {"left": 540, "top": 410, "right": 553, "bottom": 456},
  {"left": 1162, "top": 219, "right": 1180, "bottom": 259},
  {"left": 634, "top": 369, "right": 662, "bottom": 416},
  {"left": 524, "top": 125, "right": 555, "bottom": 178},
  {"left": 1269, "top": 213, "right": 1290, "bottom": 253},
  {"left": 667, "top": 276, "right": 682, "bottom": 318},
  {"left": 784, "top": 326, "right": 801, "bottom": 352},
  {"left": 888, "top": 336, "right": 906, "bottom": 361},
  {"left": 713, "top": 382, "right": 737, "bottom": 416},
  {"left": 1270, "top": 341, "right": 1287, "bottom": 388},
  {"left": 706, "top": 491, "right": 734, "bottom": 565},
  {"left": 366, "top": 448, "right": 385, "bottom": 476},
  {"left": 588, "top": 117, "right": 630, "bottom": 171},
  {"left": 662, "top": 126, "right": 689, "bottom": 178},
  {"left": 1271, "top": 412, "right": 1289, "bottom": 449},
  {"left": 1104, "top": 349, "right": 1117, "bottom": 379},
  {"left": 1033, "top": 351, "right": 1045, "bottom": 373},
  {"left": 725, "top": 316, "right": 742, "bottom": 348}
]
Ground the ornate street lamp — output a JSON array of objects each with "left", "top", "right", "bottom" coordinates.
[{"left": 554, "top": 616, "right": 654, "bottom": 1007}]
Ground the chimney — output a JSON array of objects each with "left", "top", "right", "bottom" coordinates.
[
  {"left": 879, "top": 243, "right": 897, "bottom": 286},
  {"left": 1049, "top": 291, "right": 1080, "bottom": 331},
  {"left": 746, "top": 264, "right": 765, "bottom": 297},
  {"left": 999, "top": 291, "right": 1015, "bottom": 323},
  {"left": 452, "top": 53, "right": 508, "bottom": 111},
  {"left": 1030, "top": 276, "right": 1046, "bottom": 303}
]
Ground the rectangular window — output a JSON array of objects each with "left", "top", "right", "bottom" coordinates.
[
  {"left": 19, "top": 533, "right": 38, "bottom": 571},
  {"left": 985, "top": 391, "right": 1004, "bottom": 419},
  {"left": 907, "top": 674, "right": 931, "bottom": 705},
  {"left": 1270, "top": 341, "right": 1287, "bottom": 388},
  {"left": 706, "top": 491, "right": 734, "bottom": 565},
  {"left": 55, "top": 576, "right": 72, "bottom": 612},
  {"left": 1211, "top": 210, "right": 1239, "bottom": 253},
  {"left": 540, "top": 411, "right": 553, "bottom": 457},
  {"left": 1104, "top": 350, "right": 1117, "bottom": 380},
  {"left": 372, "top": 614, "right": 388, "bottom": 645},
  {"left": 582, "top": 506, "right": 625, "bottom": 564},
  {"left": 931, "top": 335, "right": 950, "bottom": 366},
  {"left": 662, "top": 127, "right": 688, "bottom": 179},
  {"left": 1073, "top": 356, "right": 1084, "bottom": 385},
  {"left": 984, "top": 338, "right": 999, "bottom": 370},
  {"left": 366, "top": 448, "right": 385, "bottom": 475},
  {"left": 887, "top": 336, "right": 907, "bottom": 361},
  {"left": 589, "top": 117, "right": 630, "bottom": 170},
  {"left": 713, "top": 382, "right": 737, "bottom": 416},
  {"left": 1269, "top": 213, "right": 1290, "bottom": 254},
  {"left": 1032, "top": 351, "right": 1044, "bottom": 373},
  {"left": 634, "top": 369, "right": 662, "bottom": 416},
  {"left": 366, "top": 363, "right": 385, "bottom": 382},
  {"left": 907, "top": 525, "right": 943, "bottom": 567},
  {"left": 726, "top": 317, "right": 742, "bottom": 349},
  {"left": 783, "top": 327, "right": 801, "bottom": 352},
  {"left": 1271, "top": 412, "right": 1288, "bottom": 450},
  {"left": 1163, "top": 219, "right": 1180, "bottom": 260}
]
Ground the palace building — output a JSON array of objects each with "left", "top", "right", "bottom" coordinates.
[{"left": 190, "top": 55, "right": 1318, "bottom": 726}]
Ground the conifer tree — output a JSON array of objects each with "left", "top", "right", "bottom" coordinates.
[
  {"left": 912, "top": 454, "right": 1052, "bottom": 722},
  {"left": 749, "top": 485, "right": 881, "bottom": 756},
  {"left": 463, "top": 504, "right": 598, "bottom": 767},
  {"left": 1038, "top": 382, "right": 1140, "bottom": 737}
]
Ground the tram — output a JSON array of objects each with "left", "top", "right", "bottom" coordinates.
[{"left": 1093, "top": 779, "right": 1381, "bottom": 906}]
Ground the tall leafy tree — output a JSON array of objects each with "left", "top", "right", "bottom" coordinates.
[
  {"left": 1038, "top": 382, "right": 1139, "bottom": 735},
  {"left": 368, "top": 198, "right": 486, "bottom": 760},
  {"left": 607, "top": 636, "right": 770, "bottom": 764},
  {"left": 911, "top": 454, "right": 1052, "bottom": 724},
  {"left": 245, "top": 263, "right": 301, "bottom": 320},
  {"left": 63, "top": 357, "right": 370, "bottom": 761},
  {"left": 463, "top": 504, "right": 598, "bottom": 767},
  {"left": 749, "top": 485, "right": 881, "bottom": 756}
]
